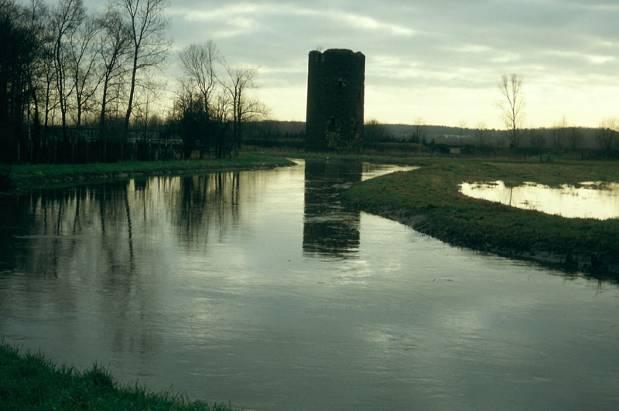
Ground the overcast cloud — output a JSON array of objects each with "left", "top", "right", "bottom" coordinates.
[{"left": 84, "top": 0, "right": 619, "bottom": 127}]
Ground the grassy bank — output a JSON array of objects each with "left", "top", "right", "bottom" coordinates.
[
  {"left": 343, "top": 158, "right": 619, "bottom": 279},
  {"left": 0, "top": 343, "right": 231, "bottom": 411},
  {"left": 246, "top": 146, "right": 434, "bottom": 166},
  {"left": 4, "top": 153, "right": 294, "bottom": 193}
]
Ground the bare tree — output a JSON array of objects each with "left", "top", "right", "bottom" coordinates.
[
  {"left": 180, "top": 41, "right": 219, "bottom": 115},
  {"left": 22, "top": 0, "right": 50, "bottom": 161},
  {"left": 0, "top": 0, "right": 177, "bottom": 163},
  {"left": 530, "top": 130, "right": 545, "bottom": 151},
  {"left": 97, "top": 6, "right": 131, "bottom": 133},
  {"left": 475, "top": 122, "right": 487, "bottom": 147},
  {"left": 121, "top": 0, "right": 168, "bottom": 136},
  {"left": 221, "top": 65, "right": 267, "bottom": 154},
  {"left": 68, "top": 16, "right": 100, "bottom": 127},
  {"left": 567, "top": 127, "right": 583, "bottom": 151},
  {"left": 0, "top": 0, "right": 39, "bottom": 161},
  {"left": 39, "top": 15, "right": 58, "bottom": 132},
  {"left": 499, "top": 73, "right": 524, "bottom": 148},
  {"left": 23, "top": 0, "right": 58, "bottom": 132},
  {"left": 551, "top": 116, "right": 568, "bottom": 150},
  {"left": 597, "top": 118, "right": 618, "bottom": 152},
  {"left": 364, "top": 119, "right": 388, "bottom": 142},
  {"left": 24, "top": 0, "right": 46, "bottom": 128},
  {"left": 412, "top": 117, "right": 425, "bottom": 144},
  {"left": 51, "top": 0, "right": 85, "bottom": 138},
  {"left": 133, "top": 84, "right": 157, "bottom": 137}
]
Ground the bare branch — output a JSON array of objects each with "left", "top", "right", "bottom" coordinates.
[
  {"left": 121, "top": 0, "right": 168, "bottom": 135},
  {"left": 498, "top": 73, "right": 524, "bottom": 147}
]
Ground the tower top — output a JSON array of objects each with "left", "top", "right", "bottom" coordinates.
[{"left": 309, "top": 49, "right": 365, "bottom": 58}]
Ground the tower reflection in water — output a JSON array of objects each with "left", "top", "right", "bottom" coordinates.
[{"left": 303, "top": 160, "right": 362, "bottom": 259}]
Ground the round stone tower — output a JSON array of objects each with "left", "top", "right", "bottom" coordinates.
[{"left": 305, "top": 49, "right": 365, "bottom": 151}]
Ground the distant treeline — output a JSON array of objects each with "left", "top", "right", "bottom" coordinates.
[
  {"left": 244, "top": 120, "right": 619, "bottom": 157},
  {"left": 0, "top": 0, "right": 264, "bottom": 165}
]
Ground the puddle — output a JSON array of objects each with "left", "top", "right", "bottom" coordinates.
[{"left": 460, "top": 181, "right": 619, "bottom": 220}]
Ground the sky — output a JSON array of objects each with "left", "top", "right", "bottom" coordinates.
[{"left": 88, "top": 0, "right": 619, "bottom": 128}]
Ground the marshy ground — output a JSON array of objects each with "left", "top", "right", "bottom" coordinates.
[{"left": 341, "top": 156, "right": 619, "bottom": 279}]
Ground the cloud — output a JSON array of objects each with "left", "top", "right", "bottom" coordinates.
[
  {"left": 333, "top": 13, "right": 414, "bottom": 37},
  {"left": 544, "top": 50, "right": 616, "bottom": 65},
  {"left": 129, "top": 0, "right": 619, "bottom": 127},
  {"left": 167, "top": 2, "right": 415, "bottom": 38},
  {"left": 449, "top": 44, "right": 493, "bottom": 54}
]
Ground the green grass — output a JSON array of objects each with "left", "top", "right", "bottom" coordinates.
[
  {"left": 343, "top": 158, "right": 619, "bottom": 279},
  {"left": 0, "top": 343, "right": 232, "bottom": 411},
  {"left": 5, "top": 153, "right": 294, "bottom": 193},
  {"left": 246, "top": 146, "right": 432, "bottom": 166}
]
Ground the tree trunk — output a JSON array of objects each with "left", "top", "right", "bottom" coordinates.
[{"left": 124, "top": 49, "right": 139, "bottom": 138}]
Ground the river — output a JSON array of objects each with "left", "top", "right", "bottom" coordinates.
[{"left": 1, "top": 160, "right": 618, "bottom": 410}]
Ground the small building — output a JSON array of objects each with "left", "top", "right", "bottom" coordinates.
[{"left": 305, "top": 49, "right": 365, "bottom": 151}]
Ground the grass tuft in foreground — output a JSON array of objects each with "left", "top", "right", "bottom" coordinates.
[{"left": 0, "top": 343, "right": 232, "bottom": 411}]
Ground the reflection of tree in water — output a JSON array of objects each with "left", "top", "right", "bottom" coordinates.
[
  {"left": 0, "top": 195, "right": 31, "bottom": 273},
  {"left": 0, "top": 171, "right": 251, "bottom": 359},
  {"left": 161, "top": 172, "right": 241, "bottom": 246},
  {"left": 303, "top": 160, "right": 361, "bottom": 258},
  {"left": 0, "top": 182, "right": 157, "bottom": 356}
]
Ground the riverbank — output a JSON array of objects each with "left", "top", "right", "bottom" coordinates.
[
  {"left": 343, "top": 158, "right": 619, "bottom": 279},
  {"left": 0, "top": 343, "right": 231, "bottom": 410},
  {"left": 3, "top": 153, "right": 294, "bottom": 194},
  {"left": 246, "top": 146, "right": 432, "bottom": 166}
]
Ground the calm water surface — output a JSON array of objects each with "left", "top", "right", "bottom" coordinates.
[
  {"left": 1, "top": 160, "right": 619, "bottom": 410},
  {"left": 460, "top": 180, "right": 619, "bottom": 220}
]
